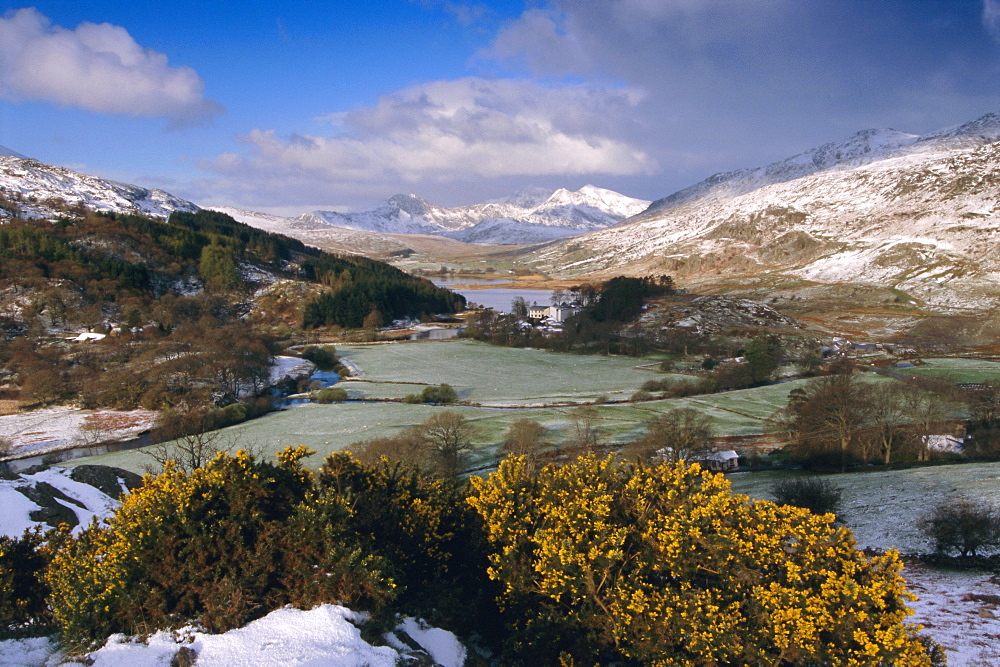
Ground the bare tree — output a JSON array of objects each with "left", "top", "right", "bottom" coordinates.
[
  {"left": 864, "top": 383, "right": 909, "bottom": 465},
  {"left": 500, "top": 419, "right": 549, "bottom": 467},
  {"left": 144, "top": 406, "right": 256, "bottom": 473},
  {"left": 786, "top": 374, "right": 874, "bottom": 471},
  {"left": 417, "top": 411, "right": 479, "bottom": 481},
  {"left": 510, "top": 296, "right": 529, "bottom": 319},
  {"left": 624, "top": 408, "right": 713, "bottom": 463},
  {"left": 351, "top": 429, "right": 428, "bottom": 472},
  {"left": 901, "top": 385, "right": 956, "bottom": 462},
  {"left": 568, "top": 406, "right": 604, "bottom": 453}
]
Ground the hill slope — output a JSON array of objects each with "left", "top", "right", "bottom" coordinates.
[
  {"left": 0, "top": 153, "right": 200, "bottom": 220},
  {"left": 524, "top": 112, "right": 1000, "bottom": 309}
]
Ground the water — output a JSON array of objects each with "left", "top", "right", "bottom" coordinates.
[
  {"left": 309, "top": 371, "right": 340, "bottom": 387},
  {"left": 432, "top": 277, "right": 509, "bottom": 286},
  {"left": 433, "top": 280, "right": 553, "bottom": 312}
]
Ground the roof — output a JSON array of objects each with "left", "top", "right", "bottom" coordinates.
[{"left": 703, "top": 450, "right": 739, "bottom": 461}]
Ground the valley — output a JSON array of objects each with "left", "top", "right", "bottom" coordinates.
[{"left": 5, "top": 110, "right": 1000, "bottom": 666}]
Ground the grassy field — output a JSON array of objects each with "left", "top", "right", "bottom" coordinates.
[
  {"left": 335, "top": 340, "right": 683, "bottom": 405},
  {"left": 729, "top": 461, "right": 1000, "bottom": 554},
  {"left": 66, "top": 341, "right": 908, "bottom": 474},
  {"left": 904, "top": 357, "right": 1000, "bottom": 384}
]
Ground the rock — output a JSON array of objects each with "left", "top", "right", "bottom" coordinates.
[
  {"left": 69, "top": 465, "right": 143, "bottom": 500},
  {"left": 170, "top": 646, "right": 197, "bottom": 667},
  {"left": 16, "top": 482, "right": 80, "bottom": 529}
]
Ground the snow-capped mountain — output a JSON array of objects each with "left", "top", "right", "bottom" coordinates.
[
  {"left": 526, "top": 112, "right": 1000, "bottom": 309},
  {"left": 299, "top": 185, "right": 651, "bottom": 244},
  {"left": 0, "top": 153, "right": 200, "bottom": 220},
  {"left": 207, "top": 206, "right": 420, "bottom": 256}
]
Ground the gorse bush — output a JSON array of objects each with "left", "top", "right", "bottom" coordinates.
[
  {"left": 468, "top": 456, "right": 932, "bottom": 666},
  {"left": 44, "top": 447, "right": 395, "bottom": 648},
  {"left": 318, "top": 453, "right": 496, "bottom": 632},
  {"left": 24, "top": 449, "right": 934, "bottom": 663},
  {"left": 0, "top": 527, "right": 57, "bottom": 638}
]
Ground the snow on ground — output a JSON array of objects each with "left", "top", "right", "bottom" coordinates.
[
  {"left": 269, "top": 355, "right": 316, "bottom": 386},
  {"left": 0, "top": 479, "right": 44, "bottom": 539},
  {"left": 904, "top": 564, "right": 1000, "bottom": 667},
  {"left": 0, "top": 467, "right": 120, "bottom": 538},
  {"left": 392, "top": 617, "right": 466, "bottom": 667},
  {"left": 0, "top": 408, "right": 158, "bottom": 459},
  {"left": 0, "top": 636, "right": 65, "bottom": 667},
  {"left": 0, "top": 606, "right": 464, "bottom": 667},
  {"left": 22, "top": 468, "right": 120, "bottom": 531}
]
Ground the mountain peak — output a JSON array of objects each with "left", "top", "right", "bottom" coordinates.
[{"left": 381, "top": 193, "right": 432, "bottom": 216}]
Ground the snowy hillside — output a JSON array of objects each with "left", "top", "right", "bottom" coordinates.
[
  {"left": 299, "top": 185, "right": 651, "bottom": 244},
  {"left": 0, "top": 465, "right": 140, "bottom": 538},
  {"left": 209, "top": 205, "right": 423, "bottom": 256},
  {"left": 527, "top": 112, "right": 1000, "bottom": 309},
  {"left": 0, "top": 153, "right": 200, "bottom": 220}
]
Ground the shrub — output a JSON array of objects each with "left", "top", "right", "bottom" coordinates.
[
  {"left": 771, "top": 476, "right": 843, "bottom": 517},
  {"left": 0, "top": 527, "right": 59, "bottom": 637},
  {"left": 422, "top": 383, "right": 457, "bottom": 404},
  {"left": 469, "top": 456, "right": 931, "bottom": 666},
  {"left": 44, "top": 448, "right": 395, "bottom": 648},
  {"left": 405, "top": 383, "right": 458, "bottom": 405},
  {"left": 919, "top": 499, "right": 1000, "bottom": 557},
  {"left": 300, "top": 345, "right": 338, "bottom": 371},
  {"left": 318, "top": 453, "right": 496, "bottom": 632},
  {"left": 315, "top": 387, "right": 348, "bottom": 403}
]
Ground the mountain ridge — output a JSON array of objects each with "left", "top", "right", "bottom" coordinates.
[
  {"left": 523, "top": 111, "right": 1000, "bottom": 309},
  {"left": 0, "top": 154, "right": 200, "bottom": 220},
  {"left": 299, "top": 185, "right": 651, "bottom": 244}
]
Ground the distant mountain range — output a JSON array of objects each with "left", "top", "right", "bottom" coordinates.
[
  {"left": 0, "top": 147, "right": 647, "bottom": 245},
  {"left": 523, "top": 112, "right": 1000, "bottom": 309},
  {"left": 5, "top": 110, "right": 1000, "bottom": 308},
  {"left": 298, "top": 185, "right": 651, "bottom": 244}
]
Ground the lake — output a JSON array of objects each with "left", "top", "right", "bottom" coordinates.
[{"left": 433, "top": 279, "right": 553, "bottom": 312}]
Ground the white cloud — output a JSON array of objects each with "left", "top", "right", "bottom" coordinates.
[
  {"left": 201, "top": 77, "right": 655, "bottom": 208},
  {"left": 986, "top": 0, "right": 1000, "bottom": 41},
  {"left": 0, "top": 8, "right": 221, "bottom": 123}
]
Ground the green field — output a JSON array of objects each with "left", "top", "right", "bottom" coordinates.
[
  {"left": 67, "top": 341, "right": 902, "bottom": 474},
  {"left": 335, "top": 340, "right": 685, "bottom": 405},
  {"left": 904, "top": 357, "right": 1000, "bottom": 384}
]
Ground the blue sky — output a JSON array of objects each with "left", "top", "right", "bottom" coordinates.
[{"left": 1, "top": 1, "right": 999, "bottom": 215}]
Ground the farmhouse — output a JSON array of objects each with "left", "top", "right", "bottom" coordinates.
[
  {"left": 527, "top": 302, "right": 581, "bottom": 323},
  {"left": 694, "top": 450, "right": 739, "bottom": 472}
]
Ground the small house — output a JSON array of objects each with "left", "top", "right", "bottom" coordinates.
[{"left": 694, "top": 450, "right": 739, "bottom": 472}]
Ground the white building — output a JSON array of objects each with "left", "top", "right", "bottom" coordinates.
[{"left": 528, "top": 302, "right": 580, "bottom": 323}]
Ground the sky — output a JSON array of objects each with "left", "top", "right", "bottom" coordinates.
[{"left": 1, "top": 1, "right": 999, "bottom": 216}]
